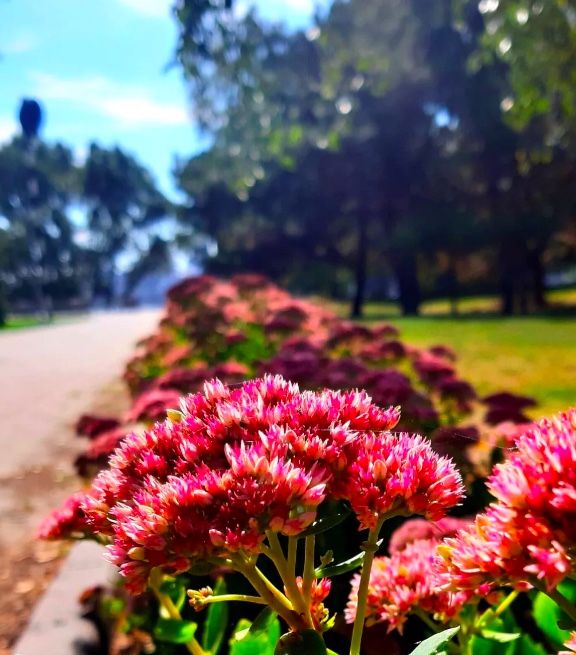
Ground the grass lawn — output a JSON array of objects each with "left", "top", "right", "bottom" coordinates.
[
  {"left": 388, "top": 316, "right": 576, "bottom": 419},
  {"left": 326, "top": 289, "right": 576, "bottom": 419},
  {"left": 0, "top": 316, "right": 45, "bottom": 331},
  {"left": 0, "top": 312, "right": 87, "bottom": 332}
]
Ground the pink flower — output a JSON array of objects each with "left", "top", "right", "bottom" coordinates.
[
  {"left": 37, "top": 491, "right": 93, "bottom": 540},
  {"left": 561, "top": 632, "right": 576, "bottom": 655},
  {"left": 482, "top": 392, "right": 537, "bottom": 425},
  {"left": 291, "top": 577, "right": 332, "bottom": 631},
  {"left": 438, "top": 411, "right": 576, "bottom": 593},
  {"left": 75, "top": 427, "right": 129, "bottom": 477},
  {"left": 341, "top": 431, "right": 464, "bottom": 530},
  {"left": 389, "top": 517, "right": 472, "bottom": 553},
  {"left": 412, "top": 352, "right": 455, "bottom": 387},
  {"left": 80, "top": 376, "right": 405, "bottom": 592},
  {"left": 75, "top": 414, "right": 121, "bottom": 439},
  {"left": 346, "top": 538, "right": 469, "bottom": 633},
  {"left": 124, "top": 389, "right": 183, "bottom": 423}
]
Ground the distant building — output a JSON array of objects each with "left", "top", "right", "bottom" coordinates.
[{"left": 130, "top": 267, "right": 200, "bottom": 306}]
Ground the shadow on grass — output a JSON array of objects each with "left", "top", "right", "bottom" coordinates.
[{"left": 361, "top": 302, "right": 576, "bottom": 322}]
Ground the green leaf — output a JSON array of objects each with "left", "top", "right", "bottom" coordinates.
[
  {"left": 100, "top": 596, "right": 126, "bottom": 619},
  {"left": 408, "top": 627, "right": 460, "bottom": 655},
  {"left": 230, "top": 617, "right": 281, "bottom": 655},
  {"left": 202, "top": 578, "right": 229, "bottom": 655},
  {"left": 248, "top": 606, "right": 278, "bottom": 636},
  {"left": 274, "top": 630, "right": 327, "bottom": 655},
  {"left": 533, "top": 579, "right": 576, "bottom": 647},
  {"left": 314, "top": 540, "right": 383, "bottom": 578},
  {"left": 298, "top": 505, "right": 351, "bottom": 538},
  {"left": 515, "top": 634, "right": 548, "bottom": 655},
  {"left": 188, "top": 560, "right": 218, "bottom": 576},
  {"left": 479, "top": 631, "right": 520, "bottom": 643},
  {"left": 159, "top": 577, "right": 187, "bottom": 611},
  {"left": 471, "top": 615, "right": 519, "bottom": 655},
  {"left": 153, "top": 618, "right": 198, "bottom": 644}
]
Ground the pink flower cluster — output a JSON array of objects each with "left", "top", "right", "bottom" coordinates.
[
  {"left": 121, "top": 273, "right": 518, "bottom": 435},
  {"left": 438, "top": 410, "right": 576, "bottom": 593},
  {"left": 346, "top": 537, "right": 471, "bottom": 633},
  {"left": 44, "top": 375, "right": 464, "bottom": 595},
  {"left": 74, "top": 274, "right": 515, "bottom": 479},
  {"left": 562, "top": 633, "right": 576, "bottom": 655},
  {"left": 124, "top": 274, "right": 339, "bottom": 398}
]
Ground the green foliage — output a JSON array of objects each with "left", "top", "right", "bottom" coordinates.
[
  {"left": 229, "top": 615, "right": 281, "bottom": 655},
  {"left": 533, "top": 579, "right": 576, "bottom": 648},
  {"left": 408, "top": 627, "right": 460, "bottom": 655},
  {"left": 153, "top": 618, "right": 198, "bottom": 644},
  {"left": 297, "top": 503, "right": 352, "bottom": 539},
  {"left": 274, "top": 630, "right": 327, "bottom": 655},
  {"left": 203, "top": 578, "right": 229, "bottom": 655},
  {"left": 314, "top": 540, "right": 383, "bottom": 579}
]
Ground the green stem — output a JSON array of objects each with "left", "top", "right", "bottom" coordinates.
[
  {"left": 349, "top": 524, "right": 382, "bottom": 655},
  {"left": 149, "top": 569, "right": 206, "bottom": 655},
  {"left": 287, "top": 536, "right": 298, "bottom": 579},
  {"left": 531, "top": 578, "right": 576, "bottom": 623},
  {"left": 233, "top": 555, "right": 311, "bottom": 632},
  {"left": 200, "top": 594, "right": 267, "bottom": 606},
  {"left": 414, "top": 608, "right": 442, "bottom": 634},
  {"left": 265, "top": 531, "right": 309, "bottom": 618},
  {"left": 476, "top": 591, "right": 519, "bottom": 630},
  {"left": 302, "top": 535, "right": 316, "bottom": 608}
]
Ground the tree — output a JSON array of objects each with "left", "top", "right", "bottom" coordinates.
[
  {"left": 473, "top": 0, "right": 576, "bottom": 134},
  {"left": 0, "top": 136, "right": 82, "bottom": 313},
  {"left": 172, "top": 0, "right": 576, "bottom": 316},
  {"left": 81, "top": 144, "right": 170, "bottom": 305}
]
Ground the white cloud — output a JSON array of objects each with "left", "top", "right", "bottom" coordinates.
[
  {"left": 0, "top": 117, "right": 18, "bottom": 144},
  {"left": 29, "top": 72, "right": 189, "bottom": 127},
  {"left": 73, "top": 145, "right": 88, "bottom": 165},
  {"left": 3, "top": 35, "right": 36, "bottom": 54},
  {"left": 283, "top": 0, "right": 316, "bottom": 12},
  {"left": 116, "top": 0, "right": 172, "bottom": 18}
]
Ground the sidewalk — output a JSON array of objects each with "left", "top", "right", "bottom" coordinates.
[
  {"left": 0, "top": 309, "right": 159, "bottom": 480},
  {"left": 0, "top": 309, "right": 159, "bottom": 655}
]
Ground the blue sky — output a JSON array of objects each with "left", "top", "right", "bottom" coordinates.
[{"left": 0, "top": 0, "right": 322, "bottom": 199}]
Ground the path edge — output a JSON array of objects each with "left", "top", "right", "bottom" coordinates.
[{"left": 11, "top": 542, "right": 114, "bottom": 655}]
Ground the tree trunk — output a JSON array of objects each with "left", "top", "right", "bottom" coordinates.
[
  {"left": 498, "top": 237, "right": 516, "bottom": 316},
  {"left": 527, "top": 246, "right": 547, "bottom": 309},
  {"left": 0, "top": 283, "right": 7, "bottom": 327},
  {"left": 395, "top": 251, "right": 421, "bottom": 316},
  {"left": 447, "top": 253, "right": 459, "bottom": 316},
  {"left": 350, "top": 216, "right": 368, "bottom": 319}
]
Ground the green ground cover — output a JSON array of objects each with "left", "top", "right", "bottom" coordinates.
[{"left": 327, "top": 289, "right": 576, "bottom": 418}]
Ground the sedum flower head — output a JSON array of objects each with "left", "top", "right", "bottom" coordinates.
[
  {"left": 81, "top": 375, "right": 407, "bottom": 592},
  {"left": 341, "top": 431, "right": 464, "bottom": 530},
  {"left": 37, "top": 491, "right": 93, "bottom": 540},
  {"left": 439, "top": 410, "right": 576, "bottom": 594},
  {"left": 44, "top": 375, "right": 464, "bottom": 595},
  {"left": 346, "top": 538, "right": 470, "bottom": 633}
]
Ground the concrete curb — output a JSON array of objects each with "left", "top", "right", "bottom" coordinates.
[{"left": 12, "top": 542, "right": 114, "bottom": 655}]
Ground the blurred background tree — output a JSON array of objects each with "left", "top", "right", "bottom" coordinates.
[
  {"left": 170, "top": 0, "right": 576, "bottom": 317},
  {"left": 2, "top": 0, "right": 576, "bottom": 319}
]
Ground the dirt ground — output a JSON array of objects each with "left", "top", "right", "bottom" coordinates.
[{"left": 0, "top": 310, "right": 159, "bottom": 655}]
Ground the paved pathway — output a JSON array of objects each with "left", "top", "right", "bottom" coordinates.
[
  {"left": 0, "top": 309, "right": 160, "bottom": 654},
  {"left": 0, "top": 309, "right": 159, "bottom": 479}
]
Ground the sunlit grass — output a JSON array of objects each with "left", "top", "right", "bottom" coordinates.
[
  {"left": 0, "top": 312, "right": 86, "bottom": 332},
  {"left": 388, "top": 316, "right": 576, "bottom": 419},
  {"left": 0, "top": 316, "right": 44, "bottom": 331},
  {"left": 325, "top": 288, "right": 576, "bottom": 419}
]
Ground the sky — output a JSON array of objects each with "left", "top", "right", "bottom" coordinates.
[{"left": 0, "top": 0, "right": 322, "bottom": 199}]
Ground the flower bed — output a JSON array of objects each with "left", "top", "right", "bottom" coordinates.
[{"left": 38, "top": 274, "right": 575, "bottom": 655}]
